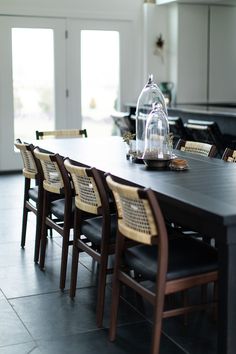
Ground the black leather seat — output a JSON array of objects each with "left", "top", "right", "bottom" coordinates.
[
  {"left": 125, "top": 236, "right": 217, "bottom": 282},
  {"left": 168, "top": 116, "right": 188, "bottom": 147}
]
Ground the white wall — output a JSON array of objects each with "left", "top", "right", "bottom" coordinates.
[
  {"left": 143, "top": 3, "right": 169, "bottom": 84},
  {"left": 0, "top": 0, "right": 142, "bottom": 20}
]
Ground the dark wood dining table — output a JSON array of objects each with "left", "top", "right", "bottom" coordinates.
[{"left": 35, "top": 136, "right": 236, "bottom": 354}]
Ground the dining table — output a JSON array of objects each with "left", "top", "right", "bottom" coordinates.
[{"left": 34, "top": 136, "right": 236, "bottom": 354}]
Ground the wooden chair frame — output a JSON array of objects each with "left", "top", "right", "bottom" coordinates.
[
  {"left": 64, "top": 158, "right": 116, "bottom": 327},
  {"left": 106, "top": 174, "right": 218, "bottom": 354},
  {"left": 15, "top": 139, "right": 43, "bottom": 263},
  {"left": 34, "top": 148, "right": 74, "bottom": 290}
]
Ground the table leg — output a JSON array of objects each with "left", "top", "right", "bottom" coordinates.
[{"left": 218, "top": 225, "right": 236, "bottom": 354}]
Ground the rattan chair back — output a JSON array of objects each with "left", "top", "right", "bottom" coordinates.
[
  {"left": 106, "top": 175, "right": 161, "bottom": 245},
  {"left": 35, "top": 129, "right": 87, "bottom": 140},
  {"left": 64, "top": 159, "right": 102, "bottom": 215},
  {"left": 15, "top": 140, "right": 38, "bottom": 179},
  {"left": 222, "top": 148, "right": 236, "bottom": 162},
  {"left": 34, "top": 149, "right": 64, "bottom": 194},
  {"left": 176, "top": 139, "right": 217, "bottom": 157}
]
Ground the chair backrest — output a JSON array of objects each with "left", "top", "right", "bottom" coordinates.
[
  {"left": 35, "top": 129, "right": 87, "bottom": 140},
  {"left": 175, "top": 139, "right": 217, "bottom": 157},
  {"left": 222, "top": 148, "right": 236, "bottom": 162},
  {"left": 184, "top": 120, "right": 224, "bottom": 154},
  {"left": 111, "top": 112, "right": 134, "bottom": 136},
  {"left": 106, "top": 174, "right": 168, "bottom": 246},
  {"left": 14, "top": 139, "right": 38, "bottom": 179},
  {"left": 168, "top": 117, "right": 188, "bottom": 145},
  {"left": 34, "top": 148, "right": 64, "bottom": 194},
  {"left": 64, "top": 158, "right": 108, "bottom": 216}
]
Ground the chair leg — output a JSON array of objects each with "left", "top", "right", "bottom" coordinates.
[
  {"left": 96, "top": 251, "right": 109, "bottom": 328},
  {"left": 34, "top": 216, "right": 41, "bottom": 263},
  {"left": 70, "top": 240, "right": 79, "bottom": 298},
  {"left": 39, "top": 191, "right": 48, "bottom": 270},
  {"left": 21, "top": 206, "right": 29, "bottom": 248},
  {"left": 21, "top": 178, "right": 30, "bottom": 248},
  {"left": 151, "top": 311, "right": 163, "bottom": 354},
  {"left": 34, "top": 199, "right": 43, "bottom": 263},
  {"left": 60, "top": 227, "right": 70, "bottom": 290},
  {"left": 109, "top": 235, "right": 124, "bottom": 341},
  {"left": 151, "top": 289, "right": 166, "bottom": 354},
  {"left": 109, "top": 276, "right": 121, "bottom": 341}
]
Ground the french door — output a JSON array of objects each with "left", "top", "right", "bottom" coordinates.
[
  {"left": 66, "top": 19, "right": 134, "bottom": 137},
  {"left": 0, "top": 17, "right": 135, "bottom": 170},
  {"left": 0, "top": 16, "right": 67, "bottom": 171}
]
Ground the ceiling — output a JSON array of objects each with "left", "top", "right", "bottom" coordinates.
[{"left": 156, "top": 0, "right": 236, "bottom": 5}]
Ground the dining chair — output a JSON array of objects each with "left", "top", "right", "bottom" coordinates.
[
  {"left": 106, "top": 174, "right": 218, "bottom": 354},
  {"left": 222, "top": 148, "right": 236, "bottom": 162},
  {"left": 64, "top": 158, "right": 117, "bottom": 327},
  {"left": 33, "top": 148, "right": 74, "bottom": 290},
  {"left": 111, "top": 111, "right": 135, "bottom": 136},
  {"left": 168, "top": 117, "right": 188, "bottom": 147},
  {"left": 176, "top": 139, "right": 217, "bottom": 157},
  {"left": 14, "top": 139, "right": 43, "bottom": 263},
  {"left": 35, "top": 128, "right": 87, "bottom": 140}
]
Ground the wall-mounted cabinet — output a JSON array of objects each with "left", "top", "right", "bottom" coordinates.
[
  {"left": 209, "top": 6, "right": 236, "bottom": 103},
  {"left": 163, "top": 3, "right": 236, "bottom": 104},
  {"left": 174, "top": 4, "right": 208, "bottom": 103}
]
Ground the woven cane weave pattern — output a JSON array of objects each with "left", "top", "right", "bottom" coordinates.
[
  {"left": 22, "top": 150, "right": 37, "bottom": 174},
  {"left": 120, "top": 195, "right": 151, "bottom": 235},
  {"left": 181, "top": 141, "right": 212, "bottom": 156},
  {"left": 38, "top": 129, "right": 85, "bottom": 139},
  {"left": 227, "top": 151, "right": 236, "bottom": 162},
  {"left": 74, "top": 175, "right": 100, "bottom": 208},
  {"left": 40, "top": 160, "right": 63, "bottom": 193},
  {"left": 14, "top": 143, "right": 37, "bottom": 179}
]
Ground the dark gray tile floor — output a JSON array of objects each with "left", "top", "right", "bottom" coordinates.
[{"left": 0, "top": 173, "right": 217, "bottom": 353}]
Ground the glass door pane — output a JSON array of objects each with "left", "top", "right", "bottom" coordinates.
[
  {"left": 81, "top": 30, "right": 120, "bottom": 137},
  {"left": 12, "top": 28, "right": 55, "bottom": 142}
]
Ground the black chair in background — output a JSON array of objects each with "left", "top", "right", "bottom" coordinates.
[
  {"left": 168, "top": 117, "right": 189, "bottom": 147},
  {"left": 183, "top": 120, "right": 224, "bottom": 155},
  {"left": 184, "top": 119, "right": 236, "bottom": 156},
  {"left": 111, "top": 111, "right": 135, "bottom": 136}
]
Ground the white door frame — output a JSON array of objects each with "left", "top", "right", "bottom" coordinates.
[{"left": 0, "top": 16, "right": 67, "bottom": 171}]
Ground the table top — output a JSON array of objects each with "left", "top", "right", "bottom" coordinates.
[{"left": 35, "top": 136, "right": 236, "bottom": 232}]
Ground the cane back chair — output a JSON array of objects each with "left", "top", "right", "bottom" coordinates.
[
  {"left": 222, "top": 148, "right": 236, "bottom": 162},
  {"left": 33, "top": 148, "right": 74, "bottom": 290},
  {"left": 176, "top": 139, "right": 217, "bottom": 157},
  {"left": 35, "top": 128, "right": 87, "bottom": 140},
  {"left": 64, "top": 158, "right": 117, "bottom": 327},
  {"left": 106, "top": 174, "right": 218, "bottom": 354},
  {"left": 14, "top": 139, "right": 43, "bottom": 262}
]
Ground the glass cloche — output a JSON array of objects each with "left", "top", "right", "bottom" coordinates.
[
  {"left": 135, "top": 74, "right": 167, "bottom": 158},
  {"left": 142, "top": 102, "right": 171, "bottom": 163}
]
